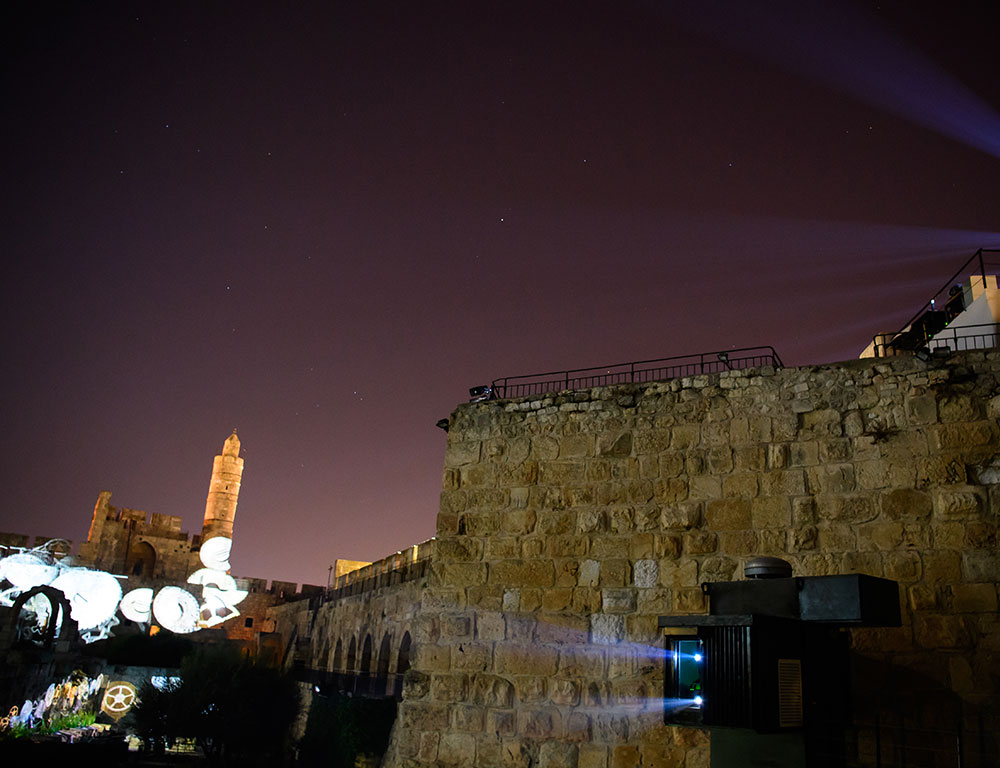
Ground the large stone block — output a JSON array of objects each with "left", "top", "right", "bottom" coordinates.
[
  {"left": 520, "top": 707, "right": 561, "bottom": 739},
  {"left": 611, "top": 745, "right": 640, "bottom": 768},
  {"left": 807, "top": 463, "right": 856, "bottom": 494},
  {"left": 917, "top": 456, "right": 967, "bottom": 487},
  {"left": 922, "top": 550, "right": 961, "bottom": 583},
  {"left": 501, "top": 508, "right": 538, "bottom": 535},
  {"left": 733, "top": 445, "right": 767, "bottom": 472},
  {"left": 540, "top": 461, "right": 585, "bottom": 486},
  {"left": 633, "top": 559, "right": 658, "bottom": 587},
  {"left": 818, "top": 524, "right": 857, "bottom": 552},
  {"left": 558, "top": 645, "right": 607, "bottom": 677},
  {"left": 962, "top": 551, "right": 1000, "bottom": 582},
  {"left": 884, "top": 551, "right": 922, "bottom": 582},
  {"left": 578, "top": 744, "right": 609, "bottom": 768},
  {"left": 445, "top": 562, "right": 489, "bottom": 587},
  {"left": 532, "top": 435, "right": 560, "bottom": 460},
  {"left": 951, "top": 583, "right": 998, "bottom": 613},
  {"left": 490, "top": 559, "right": 555, "bottom": 588},
  {"left": 660, "top": 503, "right": 700, "bottom": 529},
  {"left": 602, "top": 588, "right": 637, "bottom": 614},
  {"left": 432, "top": 673, "right": 470, "bottom": 702},
  {"left": 438, "top": 732, "right": 477, "bottom": 766},
  {"left": 494, "top": 644, "right": 559, "bottom": 676},
  {"left": 903, "top": 393, "right": 937, "bottom": 424},
  {"left": 913, "top": 613, "right": 971, "bottom": 649},
  {"left": 670, "top": 425, "right": 700, "bottom": 449},
  {"left": 705, "top": 498, "right": 751, "bottom": 530},
  {"left": 516, "top": 676, "right": 547, "bottom": 704},
  {"left": 600, "top": 558, "right": 630, "bottom": 586},
  {"left": 472, "top": 674, "right": 514, "bottom": 708},
  {"left": 684, "top": 531, "right": 718, "bottom": 554},
  {"left": 590, "top": 613, "right": 626, "bottom": 644},
  {"left": 541, "top": 588, "right": 574, "bottom": 612},
  {"left": 447, "top": 441, "right": 483, "bottom": 467},
  {"left": 452, "top": 643, "right": 492, "bottom": 672},
  {"left": 817, "top": 495, "right": 877, "bottom": 524},
  {"left": 788, "top": 441, "right": 819, "bottom": 466},
  {"left": 722, "top": 472, "right": 759, "bottom": 498},
  {"left": 400, "top": 701, "right": 451, "bottom": 730},
  {"left": 751, "top": 496, "right": 790, "bottom": 528},
  {"left": 688, "top": 475, "right": 722, "bottom": 499},
  {"left": 539, "top": 742, "right": 579, "bottom": 768},
  {"left": 932, "top": 488, "right": 985, "bottom": 519},
  {"left": 759, "top": 469, "right": 806, "bottom": 496},
  {"left": 881, "top": 488, "right": 933, "bottom": 520}
]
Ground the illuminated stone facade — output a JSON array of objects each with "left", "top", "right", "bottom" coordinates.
[
  {"left": 0, "top": 432, "right": 317, "bottom": 650},
  {"left": 280, "top": 351, "right": 999, "bottom": 767}
]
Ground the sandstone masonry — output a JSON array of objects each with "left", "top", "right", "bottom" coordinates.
[{"left": 380, "top": 352, "right": 1000, "bottom": 768}]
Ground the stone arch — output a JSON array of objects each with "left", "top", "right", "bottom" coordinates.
[
  {"left": 359, "top": 633, "right": 374, "bottom": 696},
  {"left": 397, "top": 630, "right": 412, "bottom": 675},
  {"left": 347, "top": 635, "right": 357, "bottom": 672},
  {"left": 360, "top": 633, "right": 373, "bottom": 675},
  {"left": 332, "top": 638, "right": 343, "bottom": 672},
  {"left": 8, "top": 585, "right": 77, "bottom": 648},
  {"left": 126, "top": 540, "right": 156, "bottom": 579},
  {"left": 377, "top": 632, "right": 392, "bottom": 677},
  {"left": 317, "top": 640, "right": 330, "bottom": 671},
  {"left": 377, "top": 632, "right": 392, "bottom": 696}
]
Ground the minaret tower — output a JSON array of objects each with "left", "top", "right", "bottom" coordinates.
[{"left": 201, "top": 431, "right": 244, "bottom": 542}]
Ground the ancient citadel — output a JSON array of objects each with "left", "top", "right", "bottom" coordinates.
[
  {"left": 2, "top": 257, "right": 998, "bottom": 767},
  {"left": 267, "top": 263, "right": 1000, "bottom": 767}
]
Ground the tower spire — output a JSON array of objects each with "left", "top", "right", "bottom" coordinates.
[{"left": 201, "top": 431, "right": 244, "bottom": 542}]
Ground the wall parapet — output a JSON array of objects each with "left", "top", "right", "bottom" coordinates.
[{"left": 328, "top": 539, "right": 436, "bottom": 598}]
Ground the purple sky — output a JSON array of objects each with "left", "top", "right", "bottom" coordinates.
[{"left": 3, "top": 1, "right": 999, "bottom": 587}]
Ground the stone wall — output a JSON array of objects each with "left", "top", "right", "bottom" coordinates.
[
  {"left": 268, "top": 542, "right": 435, "bottom": 694},
  {"left": 385, "top": 351, "right": 1000, "bottom": 768}
]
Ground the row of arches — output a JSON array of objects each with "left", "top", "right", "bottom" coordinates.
[{"left": 317, "top": 630, "right": 412, "bottom": 699}]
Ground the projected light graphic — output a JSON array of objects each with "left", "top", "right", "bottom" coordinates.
[
  {"left": 673, "top": 0, "right": 1000, "bottom": 159},
  {"left": 0, "top": 536, "right": 247, "bottom": 644}
]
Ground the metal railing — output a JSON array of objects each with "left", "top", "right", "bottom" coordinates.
[
  {"left": 858, "top": 708, "right": 992, "bottom": 767},
  {"left": 870, "top": 247, "right": 1000, "bottom": 357},
  {"left": 927, "top": 323, "right": 999, "bottom": 353},
  {"left": 487, "top": 346, "right": 783, "bottom": 401}
]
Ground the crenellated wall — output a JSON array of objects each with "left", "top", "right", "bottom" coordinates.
[{"left": 382, "top": 351, "right": 1000, "bottom": 768}]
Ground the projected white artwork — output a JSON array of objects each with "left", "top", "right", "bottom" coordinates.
[{"left": 0, "top": 536, "right": 247, "bottom": 644}]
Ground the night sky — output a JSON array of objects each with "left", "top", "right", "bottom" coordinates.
[{"left": 3, "top": 1, "right": 998, "bottom": 587}]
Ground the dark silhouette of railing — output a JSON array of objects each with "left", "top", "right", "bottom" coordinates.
[
  {"left": 487, "top": 346, "right": 783, "bottom": 401},
  {"left": 870, "top": 247, "right": 1000, "bottom": 358}
]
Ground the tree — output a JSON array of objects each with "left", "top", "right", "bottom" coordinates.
[{"left": 133, "top": 644, "right": 299, "bottom": 766}]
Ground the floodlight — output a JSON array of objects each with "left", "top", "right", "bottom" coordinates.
[{"left": 469, "top": 385, "right": 493, "bottom": 402}]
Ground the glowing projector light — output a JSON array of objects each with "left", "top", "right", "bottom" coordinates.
[
  {"left": 51, "top": 568, "right": 122, "bottom": 631},
  {"left": 694, "top": 696, "right": 704, "bottom": 707},
  {"left": 694, "top": 653, "right": 703, "bottom": 662},
  {"left": 120, "top": 588, "right": 154, "bottom": 623},
  {"left": 0, "top": 552, "right": 59, "bottom": 592},
  {"left": 152, "top": 586, "right": 201, "bottom": 634},
  {"left": 199, "top": 537, "right": 232, "bottom": 572},
  {"left": 188, "top": 567, "right": 238, "bottom": 592}
]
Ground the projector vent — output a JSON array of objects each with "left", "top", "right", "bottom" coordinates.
[{"left": 777, "top": 658, "right": 803, "bottom": 728}]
